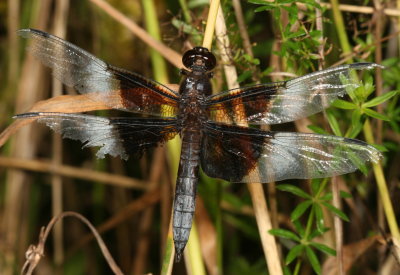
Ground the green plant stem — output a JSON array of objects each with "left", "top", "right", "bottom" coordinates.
[
  {"left": 294, "top": 258, "right": 302, "bottom": 275},
  {"left": 179, "top": 0, "right": 192, "bottom": 23},
  {"left": 142, "top": 0, "right": 188, "bottom": 274},
  {"left": 304, "top": 205, "right": 315, "bottom": 241},
  {"left": 329, "top": 0, "right": 352, "bottom": 61},
  {"left": 142, "top": 0, "right": 168, "bottom": 84},
  {"left": 304, "top": 178, "right": 328, "bottom": 239},
  {"left": 363, "top": 119, "right": 400, "bottom": 239}
]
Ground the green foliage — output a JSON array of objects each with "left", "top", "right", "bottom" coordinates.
[
  {"left": 271, "top": 179, "right": 350, "bottom": 274},
  {"left": 249, "top": 0, "right": 324, "bottom": 73}
]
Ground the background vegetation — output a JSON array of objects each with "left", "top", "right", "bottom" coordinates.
[{"left": 0, "top": 0, "right": 399, "bottom": 274}]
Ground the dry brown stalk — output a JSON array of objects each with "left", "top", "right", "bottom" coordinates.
[
  {"left": 0, "top": 156, "right": 149, "bottom": 189},
  {"left": 215, "top": 5, "right": 283, "bottom": 275},
  {"left": 50, "top": 0, "right": 70, "bottom": 268},
  {"left": 89, "top": 0, "right": 182, "bottom": 68}
]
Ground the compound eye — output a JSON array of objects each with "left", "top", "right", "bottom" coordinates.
[{"left": 182, "top": 47, "right": 217, "bottom": 71}]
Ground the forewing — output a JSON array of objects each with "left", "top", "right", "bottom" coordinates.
[
  {"left": 205, "top": 63, "right": 381, "bottom": 125},
  {"left": 201, "top": 122, "right": 382, "bottom": 183},
  {"left": 15, "top": 112, "right": 179, "bottom": 160},
  {"left": 18, "top": 29, "right": 179, "bottom": 117}
]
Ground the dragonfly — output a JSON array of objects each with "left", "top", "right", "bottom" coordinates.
[{"left": 16, "top": 29, "right": 382, "bottom": 261}]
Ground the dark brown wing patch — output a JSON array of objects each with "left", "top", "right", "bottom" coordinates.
[
  {"left": 201, "top": 122, "right": 382, "bottom": 183},
  {"left": 205, "top": 84, "right": 280, "bottom": 125},
  {"left": 15, "top": 112, "right": 179, "bottom": 160},
  {"left": 205, "top": 63, "right": 381, "bottom": 125},
  {"left": 201, "top": 123, "right": 265, "bottom": 182}
]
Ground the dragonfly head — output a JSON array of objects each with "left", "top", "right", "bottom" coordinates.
[{"left": 182, "top": 47, "right": 216, "bottom": 72}]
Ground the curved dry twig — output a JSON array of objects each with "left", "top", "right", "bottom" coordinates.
[{"left": 21, "top": 211, "right": 124, "bottom": 275}]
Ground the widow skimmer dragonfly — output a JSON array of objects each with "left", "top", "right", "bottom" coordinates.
[{"left": 16, "top": 29, "right": 381, "bottom": 261}]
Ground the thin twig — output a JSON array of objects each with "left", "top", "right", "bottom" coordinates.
[
  {"left": 232, "top": 0, "right": 260, "bottom": 82},
  {"left": 0, "top": 156, "right": 149, "bottom": 189},
  {"left": 262, "top": 0, "right": 400, "bottom": 17},
  {"left": 89, "top": 0, "right": 182, "bottom": 68},
  {"left": 21, "top": 212, "right": 124, "bottom": 275}
]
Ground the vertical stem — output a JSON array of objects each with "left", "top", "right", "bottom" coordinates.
[
  {"left": 329, "top": 0, "right": 353, "bottom": 61},
  {"left": 202, "top": 0, "right": 220, "bottom": 50},
  {"left": 179, "top": 0, "right": 192, "bottom": 23},
  {"left": 51, "top": 0, "right": 70, "bottom": 270},
  {"left": 214, "top": 5, "right": 283, "bottom": 274},
  {"left": 142, "top": 0, "right": 168, "bottom": 84},
  {"left": 363, "top": 120, "right": 400, "bottom": 240},
  {"left": 141, "top": 0, "right": 185, "bottom": 273},
  {"left": 332, "top": 178, "right": 344, "bottom": 275}
]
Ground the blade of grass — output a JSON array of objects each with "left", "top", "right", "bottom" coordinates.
[{"left": 140, "top": 0, "right": 185, "bottom": 272}]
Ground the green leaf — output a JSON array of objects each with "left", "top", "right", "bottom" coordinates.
[
  {"left": 308, "top": 125, "right": 329, "bottom": 135},
  {"left": 286, "top": 29, "right": 306, "bottom": 39},
  {"left": 291, "top": 200, "right": 312, "bottom": 221},
  {"left": 326, "top": 110, "right": 342, "bottom": 136},
  {"left": 320, "top": 192, "right": 332, "bottom": 201},
  {"left": 285, "top": 244, "right": 305, "bottom": 264},
  {"left": 321, "top": 202, "right": 349, "bottom": 222},
  {"left": 309, "top": 227, "right": 330, "bottom": 239},
  {"left": 293, "top": 220, "right": 305, "bottom": 237},
  {"left": 373, "top": 144, "right": 388, "bottom": 152},
  {"left": 340, "top": 190, "right": 352, "bottom": 198},
  {"left": 353, "top": 86, "right": 366, "bottom": 102},
  {"left": 351, "top": 109, "right": 362, "bottom": 127},
  {"left": 305, "top": 246, "right": 321, "bottom": 274},
  {"left": 331, "top": 99, "right": 357, "bottom": 110},
  {"left": 363, "top": 74, "right": 375, "bottom": 98},
  {"left": 254, "top": 5, "right": 273, "bottom": 12},
  {"left": 277, "top": 184, "right": 312, "bottom": 199},
  {"left": 363, "top": 108, "right": 391, "bottom": 121},
  {"left": 237, "top": 71, "right": 253, "bottom": 83},
  {"left": 314, "top": 204, "right": 325, "bottom": 233},
  {"left": 171, "top": 19, "right": 201, "bottom": 35},
  {"left": 348, "top": 121, "right": 363, "bottom": 139},
  {"left": 310, "top": 242, "right": 336, "bottom": 256},
  {"left": 311, "top": 179, "right": 323, "bottom": 195},
  {"left": 269, "top": 229, "right": 300, "bottom": 242},
  {"left": 362, "top": 91, "right": 399, "bottom": 108}
]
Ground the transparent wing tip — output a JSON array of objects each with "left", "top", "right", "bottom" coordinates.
[
  {"left": 17, "top": 28, "right": 46, "bottom": 37},
  {"left": 349, "top": 62, "right": 384, "bottom": 70},
  {"left": 369, "top": 147, "right": 383, "bottom": 164}
]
